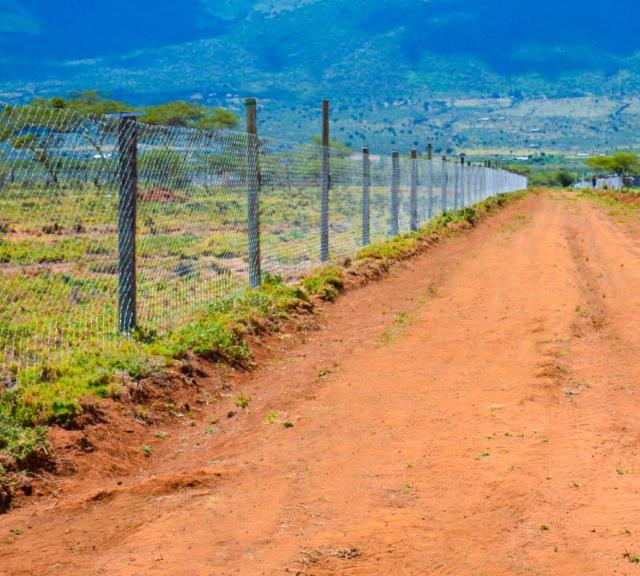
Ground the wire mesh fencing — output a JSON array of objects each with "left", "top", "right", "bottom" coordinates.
[{"left": 0, "top": 104, "right": 527, "bottom": 387}]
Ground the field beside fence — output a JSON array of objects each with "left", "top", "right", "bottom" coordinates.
[{"left": 0, "top": 104, "right": 527, "bottom": 386}]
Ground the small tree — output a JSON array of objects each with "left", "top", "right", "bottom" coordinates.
[
  {"left": 143, "top": 101, "right": 239, "bottom": 130},
  {"left": 556, "top": 170, "right": 575, "bottom": 188},
  {"left": 0, "top": 106, "right": 65, "bottom": 186},
  {"left": 34, "top": 92, "right": 239, "bottom": 131},
  {"left": 33, "top": 90, "right": 130, "bottom": 117},
  {"left": 587, "top": 152, "right": 640, "bottom": 190},
  {"left": 195, "top": 108, "right": 239, "bottom": 131},
  {"left": 31, "top": 91, "right": 129, "bottom": 159}
]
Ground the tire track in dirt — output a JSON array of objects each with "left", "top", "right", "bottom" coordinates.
[{"left": 3, "top": 191, "right": 640, "bottom": 575}]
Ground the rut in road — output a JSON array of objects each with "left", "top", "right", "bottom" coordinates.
[{"left": 3, "top": 190, "right": 640, "bottom": 576}]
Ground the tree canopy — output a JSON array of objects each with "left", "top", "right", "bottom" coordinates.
[
  {"left": 32, "top": 90, "right": 130, "bottom": 117},
  {"left": 586, "top": 152, "right": 640, "bottom": 176},
  {"left": 30, "top": 91, "right": 239, "bottom": 131}
]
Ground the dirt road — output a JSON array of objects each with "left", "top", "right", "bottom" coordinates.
[{"left": 3, "top": 190, "right": 640, "bottom": 575}]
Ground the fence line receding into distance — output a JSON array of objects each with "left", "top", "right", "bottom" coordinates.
[{"left": 0, "top": 101, "right": 528, "bottom": 386}]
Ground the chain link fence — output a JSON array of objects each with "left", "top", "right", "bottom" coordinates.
[{"left": 0, "top": 104, "right": 527, "bottom": 387}]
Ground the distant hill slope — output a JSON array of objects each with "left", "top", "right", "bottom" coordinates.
[{"left": 2, "top": 0, "right": 640, "bottom": 152}]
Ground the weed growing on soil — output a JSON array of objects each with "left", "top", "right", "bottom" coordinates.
[
  {"left": 265, "top": 410, "right": 278, "bottom": 424},
  {"left": 539, "top": 524, "right": 550, "bottom": 531},
  {"left": 624, "top": 551, "right": 640, "bottom": 563},
  {"left": 234, "top": 394, "right": 250, "bottom": 410},
  {"left": 283, "top": 420, "right": 294, "bottom": 428},
  {"left": 378, "top": 311, "right": 414, "bottom": 345},
  {"left": 141, "top": 445, "right": 153, "bottom": 457}
]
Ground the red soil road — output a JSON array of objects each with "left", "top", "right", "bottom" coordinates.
[{"left": 3, "top": 190, "right": 640, "bottom": 575}]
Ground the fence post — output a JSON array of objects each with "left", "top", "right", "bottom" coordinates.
[
  {"left": 441, "top": 156, "right": 448, "bottom": 213},
  {"left": 410, "top": 149, "right": 418, "bottom": 232},
  {"left": 453, "top": 155, "right": 460, "bottom": 210},
  {"left": 362, "top": 147, "right": 370, "bottom": 246},
  {"left": 427, "top": 144, "right": 434, "bottom": 220},
  {"left": 460, "top": 156, "right": 466, "bottom": 208},
  {"left": 245, "top": 98, "right": 261, "bottom": 288},
  {"left": 320, "top": 99, "right": 330, "bottom": 262},
  {"left": 116, "top": 114, "right": 138, "bottom": 334},
  {"left": 391, "top": 151, "right": 400, "bottom": 236},
  {"left": 472, "top": 164, "right": 477, "bottom": 203}
]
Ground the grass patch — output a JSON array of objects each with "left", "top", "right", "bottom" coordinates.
[
  {"left": 357, "top": 234, "right": 419, "bottom": 261},
  {"left": 0, "top": 273, "right": 311, "bottom": 465},
  {"left": 378, "top": 311, "right": 415, "bottom": 345},
  {"left": 301, "top": 265, "right": 345, "bottom": 301},
  {"left": 357, "top": 192, "right": 520, "bottom": 263}
]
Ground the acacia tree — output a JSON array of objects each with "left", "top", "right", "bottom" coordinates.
[
  {"left": 31, "top": 91, "right": 129, "bottom": 160},
  {"left": 0, "top": 106, "right": 65, "bottom": 186},
  {"left": 587, "top": 152, "right": 640, "bottom": 189}
]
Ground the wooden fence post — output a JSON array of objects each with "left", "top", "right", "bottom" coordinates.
[
  {"left": 245, "top": 98, "right": 261, "bottom": 288},
  {"left": 115, "top": 114, "right": 139, "bottom": 334},
  {"left": 391, "top": 151, "right": 400, "bottom": 236},
  {"left": 410, "top": 149, "right": 418, "bottom": 231},
  {"left": 362, "top": 147, "right": 370, "bottom": 246},
  {"left": 441, "top": 156, "right": 448, "bottom": 214},
  {"left": 320, "top": 100, "right": 330, "bottom": 262}
]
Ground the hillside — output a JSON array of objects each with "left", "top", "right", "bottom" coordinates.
[{"left": 2, "top": 0, "right": 640, "bottom": 152}]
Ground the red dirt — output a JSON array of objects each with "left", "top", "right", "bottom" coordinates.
[
  {"left": 3, "top": 190, "right": 640, "bottom": 575},
  {"left": 138, "top": 188, "right": 188, "bottom": 203}
]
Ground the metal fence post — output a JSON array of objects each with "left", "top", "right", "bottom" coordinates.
[
  {"left": 245, "top": 98, "right": 261, "bottom": 288},
  {"left": 391, "top": 151, "right": 400, "bottom": 236},
  {"left": 320, "top": 99, "right": 330, "bottom": 262},
  {"left": 441, "top": 156, "right": 448, "bottom": 213},
  {"left": 427, "top": 144, "right": 433, "bottom": 220},
  {"left": 116, "top": 114, "right": 138, "bottom": 334},
  {"left": 362, "top": 147, "right": 370, "bottom": 246},
  {"left": 410, "top": 149, "right": 418, "bottom": 231}
]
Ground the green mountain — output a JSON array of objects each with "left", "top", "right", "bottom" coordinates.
[{"left": 2, "top": 0, "right": 640, "bottom": 153}]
